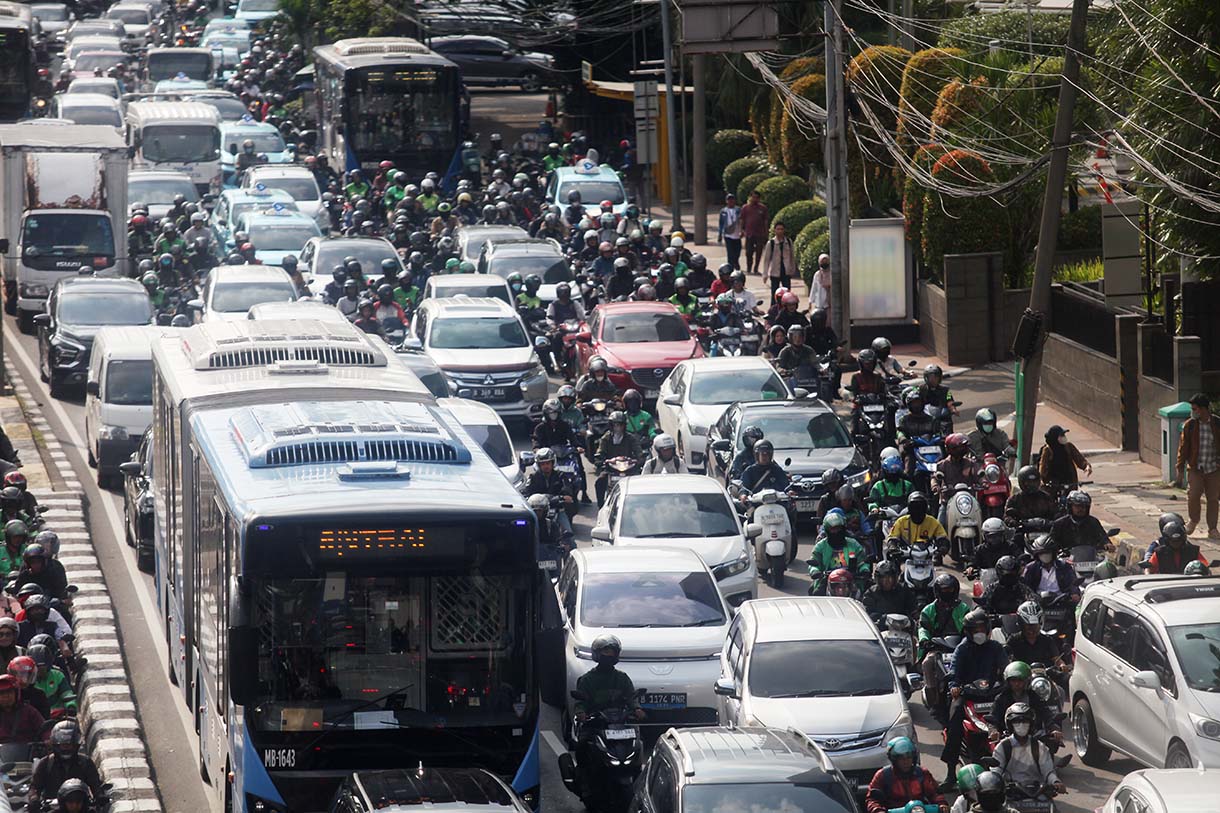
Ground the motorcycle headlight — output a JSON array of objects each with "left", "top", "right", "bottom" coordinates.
[
  {"left": 1191, "top": 713, "right": 1220, "bottom": 741},
  {"left": 712, "top": 552, "right": 750, "bottom": 581},
  {"left": 984, "top": 464, "right": 1001, "bottom": 483},
  {"left": 98, "top": 424, "right": 129, "bottom": 441}
]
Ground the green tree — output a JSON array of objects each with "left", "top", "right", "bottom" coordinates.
[{"left": 897, "top": 48, "right": 967, "bottom": 158}]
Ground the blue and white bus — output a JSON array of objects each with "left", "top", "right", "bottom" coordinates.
[{"left": 148, "top": 320, "right": 542, "bottom": 811}]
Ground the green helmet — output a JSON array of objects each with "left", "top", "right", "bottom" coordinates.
[
  {"left": 506, "top": 271, "right": 523, "bottom": 287},
  {"left": 885, "top": 736, "right": 918, "bottom": 763},
  {"left": 822, "top": 512, "right": 846, "bottom": 531},
  {"left": 4, "top": 519, "right": 27, "bottom": 542},
  {"left": 458, "top": 260, "right": 475, "bottom": 274},
  {"left": 444, "top": 257, "right": 460, "bottom": 271},
  {"left": 141, "top": 272, "right": 158, "bottom": 287},
  {"left": 716, "top": 292, "right": 734, "bottom": 308},
  {"left": 1003, "top": 661, "right": 1031, "bottom": 682},
  {"left": 437, "top": 202, "right": 452, "bottom": 214},
  {"left": 956, "top": 763, "right": 986, "bottom": 792},
  {"left": 1093, "top": 559, "right": 1119, "bottom": 581},
  {"left": 1185, "top": 560, "right": 1211, "bottom": 577}
]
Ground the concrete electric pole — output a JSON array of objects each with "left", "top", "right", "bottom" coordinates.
[{"left": 824, "top": 0, "right": 851, "bottom": 339}]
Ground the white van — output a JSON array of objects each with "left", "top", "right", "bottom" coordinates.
[
  {"left": 125, "top": 100, "right": 223, "bottom": 196},
  {"left": 85, "top": 325, "right": 174, "bottom": 486}
]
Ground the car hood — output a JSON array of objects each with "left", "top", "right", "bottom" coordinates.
[
  {"left": 426, "top": 346, "right": 537, "bottom": 371},
  {"left": 577, "top": 624, "right": 725, "bottom": 660},
  {"left": 748, "top": 693, "right": 902, "bottom": 736},
  {"left": 1190, "top": 689, "right": 1220, "bottom": 717},
  {"left": 600, "top": 340, "right": 701, "bottom": 368},
  {"left": 772, "top": 445, "right": 860, "bottom": 476},
  {"left": 614, "top": 534, "right": 745, "bottom": 570}
]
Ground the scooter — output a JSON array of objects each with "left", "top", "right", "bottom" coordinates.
[
  {"left": 601, "top": 456, "right": 640, "bottom": 492},
  {"left": 739, "top": 314, "right": 761, "bottom": 356},
  {"left": 1004, "top": 779, "right": 1059, "bottom": 813},
  {"left": 955, "top": 678, "right": 1000, "bottom": 764},
  {"left": 737, "top": 484, "right": 793, "bottom": 588},
  {"left": 879, "top": 613, "right": 919, "bottom": 696},
  {"left": 1065, "top": 526, "right": 1121, "bottom": 586},
  {"left": 907, "top": 433, "right": 945, "bottom": 497},
  {"left": 1038, "top": 590, "right": 1077, "bottom": 656},
  {"left": 710, "top": 325, "right": 743, "bottom": 357},
  {"left": 978, "top": 452, "right": 1011, "bottom": 520},
  {"left": 899, "top": 539, "right": 936, "bottom": 609},
  {"left": 921, "top": 634, "right": 962, "bottom": 719},
  {"left": 581, "top": 399, "right": 613, "bottom": 465},
  {"left": 558, "top": 690, "right": 646, "bottom": 813},
  {"left": 942, "top": 482, "right": 982, "bottom": 566},
  {"left": 853, "top": 393, "right": 896, "bottom": 469}
]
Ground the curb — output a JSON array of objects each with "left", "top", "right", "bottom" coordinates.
[{"left": 4, "top": 361, "right": 163, "bottom": 812}]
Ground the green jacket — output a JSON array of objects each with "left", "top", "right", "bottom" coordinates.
[
  {"left": 574, "top": 666, "right": 639, "bottom": 716},
  {"left": 36, "top": 666, "right": 76, "bottom": 713},
  {"left": 418, "top": 193, "right": 440, "bottom": 213},
  {"left": 542, "top": 153, "right": 566, "bottom": 173},
  {"left": 344, "top": 181, "right": 371, "bottom": 200},
  {"left": 868, "top": 477, "right": 913, "bottom": 510},
  {"left": 0, "top": 545, "right": 24, "bottom": 577},
  {"left": 669, "top": 294, "right": 698, "bottom": 316},
  {"left": 918, "top": 599, "right": 969, "bottom": 649},
  {"left": 517, "top": 293, "right": 542, "bottom": 309},
  {"left": 153, "top": 236, "right": 186, "bottom": 257},
  {"left": 625, "top": 409, "right": 655, "bottom": 439},
  {"left": 560, "top": 405, "right": 585, "bottom": 432},
  {"left": 394, "top": 285, "right": 420, "bottom": 310},
  {"left": 807, "top": 537, "right": 870, "bottom": 576}
]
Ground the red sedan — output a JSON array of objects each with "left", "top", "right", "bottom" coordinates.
[{"left": 574, "top": 301, "right": 705, "bottom": 397}]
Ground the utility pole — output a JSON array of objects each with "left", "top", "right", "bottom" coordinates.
[
  {"left": 1017, "top": 0, "right": 1090, "bottom": 465},
  {"left": 824, "top": 0, "right": 850, "bottom": 339},
  {"left": 692, "top": 54, "right": 707, "bottom": 244},
  {"left": 659, "top": 0, "right": 684, "bottom": 232},
  {"left": 901, "top": 0, "right": 915, "bottom": 52}
]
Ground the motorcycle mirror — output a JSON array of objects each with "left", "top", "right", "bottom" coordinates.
[
  {"left": 908, "top": 359, "right": 917, "bottom": 367},
  {"left": 518, "top": 451, "right": 535, "bottom": 469},
  {"left": 784, "top": 457, "right": 791, "bottom": 467},
  {"left": 1106, "top": 527, "right": 1120, "bottom": 537}
]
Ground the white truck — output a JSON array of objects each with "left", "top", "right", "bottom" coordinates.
[{"left": 0, "top": 123, "right": 129, "bottom": 333}]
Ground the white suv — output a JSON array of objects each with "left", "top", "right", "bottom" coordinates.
[
  {"left": 1070, "top": 574, "right": 1220, "bottom": 770},
  {"left": 714, "top": 596, "right": 919, "bottom": 793}
]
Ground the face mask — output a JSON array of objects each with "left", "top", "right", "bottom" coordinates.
[
  {"left": 1039, "top": 552, "right": 1054, "bottom": 564},
  {"left": 1012, "top": 722, "right": 1031, "bottom": 737},
  {"left": 982, "top": 423, "right": 994, "bottom": 434},
  {"left": 971, "top": 632, "right": 988, "bottom": 645},
  {"left": 1058, "top": 436, "right": 1068, "bottom": 445}
]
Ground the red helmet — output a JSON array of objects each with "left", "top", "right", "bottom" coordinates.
[
  {"left": 379, "top": 160, "right": 394, "bottom": 170},
  {"left": 946, "top": 433, "right": 970, "bottom": 454},
  {"left": 3, "top": 472, "right": 26, "bottom": 491},
  {"left": 6, "top": 656, "right": 34, "bottom": 684},
  {"left": 599, "top": 200, "right": 613, "bottom": 210},
  {"left": 781, "top": 292, "right": 799, "bottom": 307},
  {"left": 130, "top": 214, "right": 148, "bottom": 228},
  {"left": 304, "top": 155, "right": 317, "bottom": 167},
  {"left": 827, "top": 567, "right": 854, "bottom": 596},
  {"left": 239, "top": 242, "right": 256, "bottom": 254}
]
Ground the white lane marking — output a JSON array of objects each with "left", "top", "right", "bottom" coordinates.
[
  {"left": 5, "top": 336, "right": 202, "bottom": 764},
  {"left": 541, "top": 729, "right": 567, "bottom": 757}
]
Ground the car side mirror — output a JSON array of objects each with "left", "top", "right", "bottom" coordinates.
[
  {"left": 745, "top": 522, "right": 762, "bottom": 539},
  {"left": 401, "top": 336, "right": 422, "bottom": 351},
  {"left": 793, "top": 387, "right": 809, "bottom": 399},
  {"left": 903, "top": 672, "right": 925, "bottom": 692},
  {"left": 187, "top": 298, "right": 204, "bottom": 311},
  {"left": 711, "top": 439, "right": 732, "bottom": 453},
  {"left": 1130, "top": 670, "right": 1161, "bottom": 690},
  {"left": 575, "top": 331, "right": 592, "bottom": 342},
  {"left": 662, "top": 394, "right": 680, "bottom": 407},
  {"left": 85, "top": 380, "right": 99, "bottom": 397},
  {"left": 713, "top": 677, "right": 738, "bottom": 699},
  {"left": 518, "top": 451, "right": 535, "bottom": 469},
  {"left": 33, "top": 313, "right": 51, "bottom": 327},
  {"left": 590, "top": 525, "right": 612, "bottom": 543},
  {"left": 1107, "top": 527, "right": 1120, "bottom": 537},
  {"left": 119, "top": 461, "right": 143, "bottom": 478}
]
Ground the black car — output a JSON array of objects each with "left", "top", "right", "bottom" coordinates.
[
  {"left": 119, "top": 429, "right": 154, "bottom": 573},
  {"left": 430, "top": 35, "right": 557, "bottom": 92},
  {"left": 329, "top": 767, "right": 533, "bottom": 813},
  {"left": 299, "top": 236, "right": 403, "bottom": 295},
  {"left": 36, "top": 276, "right": 152, "bottom": 396},
  {"left": 706, "top": 398, "right": 869, "bottom": 523}
]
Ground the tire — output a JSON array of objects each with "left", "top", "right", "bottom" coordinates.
[
  {"left": 87, "top": 445, "right": 97, "bottom": 467},
  {"left": 521, "top": 72, "right": 541, "bottom": 92},
  {"left": 168, "top": 647, "right": 179, "bottom": 686},
  {"left": 17, "top": 310, "right": 33, "bottom": 335},
  {"left": 48, "top": 373, "right": 62, "bottom": 399},
  {"left": 96, "top": 468, "right": 110, "bottom": 489},
  {"left": 1071, "top": 697, "right": 1111, "bottom": 767},
  {"left": 1166, "top": 741, "right": 1193, "bottom": 769},
  {"left": 768, "top": 555, "right": 785, "bottom": 589},
  {"left": 137, "top": 545, "right": 154, "bottom": 573},
  {"left": 3, "top": 287, "right": 15, "bottom": 316},
  {"left": 124, "top": 503, "right": 135, "bottom": 548}
]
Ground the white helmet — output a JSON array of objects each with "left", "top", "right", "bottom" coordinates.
[{"left": 653, "top": 433, "right": 676, "bottom": 452}]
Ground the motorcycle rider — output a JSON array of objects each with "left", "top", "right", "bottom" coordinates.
[
  {"left": 0, "top": 519, "right": 29, "bottom": 575},
  {"left": 642, "top": 434, "right": 687, "bottom": 475},
  {"left": 127, "top": 214, "right": 155, "bottom": 258},
  {"left": 762, "top": 324, "right": 787, "bottom": 360},
  {"left": 562, "top": 191, "right": 585, "bottom": 228},
  {"left": 395, "top": 270, "right": 421, "bottom": 313},
  {"left": 1049, "top": 490, "right": 1113, "bottom": 562},
  {"left": 970, "top": 518, "right": 1023, "bottom": 575},
  {"left": 686, "top": 253, "right": 714, "bottom": 291},
  {"left": 594, "top": 411, "right": 643, "bottom": 506},
  {"left": 517, "top": 274, "right": 544, "bottom": 311},
  {"left": 897, "top": 389, "right": 939, "bottom": 476},
  {"left": 991, "top": 703, "right": 1065, "bottom": 798},
  {"left": 668, "top": 277, "right": 698, "bottom": 319},
  {"left": 16, "top": 542, "right": 68, "bottom": 601},
  {"left": 0, "top": 673, "right": 43, "bottom": 743},
  {"left": 29, "top": 642, "right": 74, "bottom": 716},
  {"left": 523, "top": 448, "right": 575, "bottom": 540},
  {"left": 322, "top": 267, "right": 347, "bottom": 305},
  {"left": 532, "top": 398, "right": 580, "bottom": 453},
  {"left": 352, "top": 298, "right": 383, "bottom": 337},
  {"left": 1146, "top": 520, "right": 1208, "bottom": 574},
  {"left": 864, "top": 736, "right": 947, "bottom": 813},
  {"left": 918, "top": 573, "right": 969, "bottom": 713},
  {"left": 573, "top": 635, "right": 644, "bottom": 724},
  {"left": 772, "top": 292, "right": 808, "bottom": 330},
  {"left": 968, "top": 408, "right": 1011, "bottom": 462},
  {"left": 0, "top": 619, "right": 20, "bottom": 664},
  {"left": 830, "top": 485, "right": 872, "bottom": 543},
  {"left": 949, "top": 764, "right": 988, "bottom": 813},
  {"left": 29, "top": 719, "right": 104, "bottom": 810},
  {"left": 605, "top": 257, "right": 635, "bottom": 300},
  {"left": 1020, "top": 536, "right": 1078, "bottom": 602},
  {"left": 847, "top": 348, "right": 887, "bottom": 399},
  {"left": 869, "top": 455, "right": 914, "bottom": 510},
  {"left": 862, "top": 559, "right": 919, "bottom": 621},
  {"left": 871, "top": 336, "right": 911, "bottom": 379},
  {"left": 708, "top": 294, "right": 745, "bottom": 349},
  {"left": 373, "top": 284, "right": 406, "bottom": 324},
  {"left": 978, "top": 555, "right": 1039, "bottom": 616},
  {"left": 987, "top": 662, "right": 1061, "bottom": 744},
  {"left": 622, "top": 389, "right": 655, "bottom": 441},
  {"left": 336, "top": 278, "right": 361, "bottom": 320},
  {"left": 729, "top": 426, "right": 764, "bottom": 480},
  {"left": 887, "top": 492, "right": 949, "bottom": 554},
  {"left": 1005, "top": 601, "right": 1070, "bottom": 680},
  {"left": 739, "top": 439, "right": 790, "bottom": 494},
  {"left": 941, "top": 609, "right": 1008, "bottom": 783},
  {"left": 547, "top": 283, "right": 585, "bottom": 376},
  {"left": 972, "top": 770, "right": 1022, "bottom": 813},
  {"left": 935, "top": 433, "right": 979, "bottom": 526},
  {"left": 7, "top": 656, "right": 47, "bottom": 718},
  {"left": 141, "top": 272, "right": 168, "bottom": 313},
  {"left": 575, "top": 357, "right": 619, "bottom": 404},
  {"left": 919, "top": 364, "right": 957, "bottom": 429},
  {"left": 808, "top": 512, "right": 870, "bottom": 593},
  {"left": 728, "top": 270, "right": 760, "bottom": 316},
  {"left": 1004, "top": 466, "right": 1057, "bottom": 526},
  {"left": 775, "top": 323, "right": 815, "bottom": 376}
]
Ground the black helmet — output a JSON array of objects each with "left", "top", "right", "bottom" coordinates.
[
  {"left": 281, "top": 255, "right": 298, "bottom": 271},
  {"left": 1029, "top": 534, "right": 1055, "bottom": 557},
  {"left": 21, "top": 542, "right": 46, "bottom": 563},
  {"left": 381, "top": 258, "right": 398, "bottom": 275},
  {"left": 907, "top": 490, "right": 928, "bottom": 509},
  {"left": 688, "top": 252, "right": 707, "bottom": 270},
  {"left": 377, "top": 283, "right": 393, "bottom": 300},
  {"left": 1158, "top": 511, "right": 1185, "bottom": 533},
  {"left": 1066, "top": 490, "right": 1092, "bottom": 512},
  {"left": 623, "top": 389, "right": 643, "bottom": 412},
  {"left": 810, "top": 308, "right": 828, "bottom": 327},
  {"left": 57, "top": 777, "right": 90, "bottom": 807},
  {"left": 717, "top": 263, "right": 733, "bottom": 277},
  {"left": 1016, "top": 465, "right": 1040, "bottom": 493},
  {"left": 975, "top": 770, "right": 1007, "bottom": 812},
  {"left": 871, "top": 336, "right": 892, "bottom": 358},
  {"left": 591, "top": 634, "right": 622, "bottom": 667},
  {"left": 934, "top": 572, "right": 958, "bottom": 603},
  {"left": 525, "top": 274, "right": 542, "bottom": 292},
  {"left": 51, "top": 719, "right": 82, "bottom": 758},
  {"left": 1163, "top": 520, "right": 1186, "bottom": 545},
  {"left": 742, "top": 425, "right": 764, "bottom": 449},
  {"left": 753, "top": 439, "right": 774, "bottom": 458},
  {"left": 608, "top": 410, "right": 627, "bottom": 426},
  {"left": 964, "top": 607, "right": 989, "bottom": 632},
  {"left": 820, "top": 468, "right": 843, "bottom": 490},
  {"left": 996, "top": 555, "right": 1020, "bottom": 584},
  {"left": 23, "top": 593, "right": 52, "bottom": 617},
  {"left": 874, "top": 560, "right": 899, "bottom": 581},
  {"left": 857, "top": 348, "right": 877, "bottom": 369}
]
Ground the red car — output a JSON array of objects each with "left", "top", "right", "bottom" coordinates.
[{"left": 575, "top": 301, "right": 705, "bottom": 397}]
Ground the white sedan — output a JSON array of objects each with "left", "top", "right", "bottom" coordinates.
[
  {"left": 241, "top": 165, "right": 329, "bottom": 234},
  {"left": 655, "top": 357, "right": 790, "bottom": 473},
  {"left": 1098, "top": 768, "right": 1220, "bottom": 812}
]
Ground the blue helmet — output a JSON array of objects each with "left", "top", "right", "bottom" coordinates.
[{"left": 881, "top": 455, "right": 903, "bottom": 475}]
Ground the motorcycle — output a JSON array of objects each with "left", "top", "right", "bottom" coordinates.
[
  {"left": 558, "top": 690, "right": 646, "bottom": 813},
  {"left": 555, "top": 318, "right": 583, "bottom": 381},
  {"left": 921, "top": 634, "right": 963, "bottom": 717},
  {"left": 580, "top": 399, "right": 613, "bottom": 465},
  {"left": 380, "top": 316, "right": 406, "bottom": 345},
  {"left": 942, "top": 482, "right": 982, "bottom": 566},
  {"left": 537, "top": 495, "right": 574, "bottom": 581},
  {"left": 949, "top": 678, "right": 1000, "bottom": 765},
  {"left": 898, "top": 539, "right": 936, "bottom": 609},
  {"left": 1038, "top": 591, "right": 1077, "bottom": 656},
  {"left": 806, "top": 551, "right": 868, "bottom": 597},
  {"left": 710, "top": 325, "right": 744, "bottom": 357},
  {"left": 853, "top": 393, "right": 896, "bottom": 469},
  {"left": 879, "top": 613, "right": 919, "bottom": 696},
  {"left": 977, "top": 452, "right": 1011, "bottom": 520},
  {"left": 600, "top": 456, "right": 640, "bottom": 492},
  {"left": 739, "top": 313, "right": 761, "bottom": 356},
  {"left": 734, "top": 483, "right": 794, "bottom": 588},
  {"left": 906, "top": 433, "right": 945, "bottom": 498},
  {"left": 1005, "top": 779, "right": 1059, "bottom": 813},
  {"left": 1065, "top": 526, "right": 1121, "bottom": 586}
]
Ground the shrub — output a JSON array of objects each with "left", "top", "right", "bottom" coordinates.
[
  {"left": 707, "top": 130, "right": 757, "bottom": 190},
  {"left": 755, "top": 175, "right": 809, "bottom": 223},
  {"left": 930, "top": 76, "right": 990, "bottom": 139},
  {"left": 1058, "top": 204, "right": 1103, "bottom": 251},
  {"left": 897, "top": 48, "right": 966, "bottom": 155},
  {"left": 847, "top": 45, "right": 913, "bottom": 134},
  {"left": 902, "top": 143, "right": 950, "bottom": 240},
  {"left": 779, "top": 56, "right": 825, "bottom": 82},
  {"left": 767, "top": 90, "right": 787, "bottom": 166},
  {"left": 773, "top": 198, "right": 825, "bottom": 240},
  {"left": 780, "top": 73, "right": 826, "bottom": 174},
  {"left": 938, "top": 11, "right": 1070, "bottom": 56},
  {"left": 920, "top": 149, "right": 1008, "bottom": 271},
  {"left": 799, "top": 222, "right": 832, "bottom": 286},
  {"left": 794, "top": 215, "right": 829, "bottom": 263},
  {"left": 749, "top": 90, "right": 772, "bottom": 157},
  {"left": 736, "top": 169, "right": 777, "bottom": 203},
  {"left": 723, "top": 156, "right": 767, "bottom": 200}
]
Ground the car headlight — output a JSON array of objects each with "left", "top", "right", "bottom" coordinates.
[
  {"left": 19, "top": 283, "right": 49, "bottom": 298},
  {"left": 688, "top": 422, "right": 709, "bottom": 436},
  {"left": 98, "top": 424, "right": 128, "bottom": 441},
  {"left": 605, "top": 364, "right": 625, "bottom": 375},
  {"left": 846, "top": 468, "right": 870, "bottom": 489},
  {"left": 1191, "top": 713, "right": 1220, "bottom": 741},
  {"left": 712, "top": 552, "right": 750, "bottom": 581},
  {"left": 887, "top": 711, "right": 914, "bottom": 742}
]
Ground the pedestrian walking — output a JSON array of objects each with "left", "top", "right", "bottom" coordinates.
[
  {"left": 761, "top": 221, "right": 795, "bottom": 298},
  {"left": 741, "top": 191, "right": 768, "bottom": 275},
  {"left": 1175, "top": 393, "right": 1220, "bottom": 539},
  {"left": 718, "top": 193, "right": 743, "bottom": 270},
  {"left": 811, "top": 252, "right": 831, "bottom": 317},
  {"left": 1037, "top": 425, "right": 1091, "bottom": 493}
]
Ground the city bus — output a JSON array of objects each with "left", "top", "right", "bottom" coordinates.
[
  {"left": 312, "top": 37, "right": 467, "bottom": 177},
  {"left": 148, "top": 320, "right": 542, "bottom": 811},
  {"left": 0, "top": 18, "right": 35, "bottom": 121}
]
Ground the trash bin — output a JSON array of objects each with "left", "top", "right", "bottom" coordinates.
[{"left": 1159, "top": 401, "right": 1192, "bottom": 483}]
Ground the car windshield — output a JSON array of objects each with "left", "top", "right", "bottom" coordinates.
[
  {"left": 193, "top": 96, "right": 249, "bottom": 121},
  {"left": 690, "top": 368, "right": 787, "bottom": 405},
  {"left": 465, "top": 422, "right": 513, "bottom": 468},
  {"left": 67, "top": 81, "right": 119, "bottom": 98},
  {"left": 104, "top": 359, "right": 153, "bottom": 405},
  {"left": 229, "top": 131, "right": 286, "bottom": 153},
  {"left": 247, "top": 223, "right": 319, "bottom": 252},
  {"left": 59, "top": 293, "right": 150, "bottom": 326},
  {"left": 602, "top": 311, "right": 690, "bottom": 343},
  {"left": 463, "top": 229, "right": 525, "bottom": 258},
  {"left": 490, "top": 254, "right": 570, "bottom": 284},
  {"left": 106, "top": 7, "right": 148, "bottom": 23},
  {"left": 33, "top": 5, "right": 69, "bottom": 21},
  {"left": 580, "top": 571, "right": 724, "bottom": 628},
  {"left": 230, "top": 200, "right": 299, "bottom": 224},
  {"left": 746, "top": 410, "right": 852, "bottom": 450},
  {"left": 254, "top": 177, "right": 319, "bottom": 202},
  {"left": 432, "top": 283, "right": 510, "bottom": 304},
  {"left": 618, "top": 492, "right": 738, "bottom": 538},
  {"left": 682, "top": 783, "right": 855, "bottom": 813},
  {"left": 429, "top": 317, "right": 527, "bottom": 350},
  {"left": 62, "top": 105, "right": 121, "bottom": 127},
  {"left": 315, "top": 242, "right": 398, "bottom": 276},
  {"left": 211, "top": 281, "right": 294, "bottom": 312},
  {"left": 240, "top": 0, "right": 278, "bottom": 10},
  {"left": 558, "top": 180, "right": 624, "bottom": 205},
  {"left": 73, "top": 53, "right": 127, "bottom": 74},
  {"left": 749, "top": 639, "right": 894, "bottom": 698},
  {"left": 130, "top": 176, "right": 199, "bottom": 205},
  {"left": 142, "top": 124, "right": 221, "bottom": 163},
  {"left": 23, "top": 213, "right": 114, "bottom": 257},
  {"left": 1168, "top": 624, "right": 1220, "bottom": 692}
]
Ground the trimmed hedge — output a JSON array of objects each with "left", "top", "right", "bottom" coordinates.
[
  {"left": 779, "top": 73, "right": 826, "bottom": 174},
  {"left": 736, "top": 169, "right": 778, "bottom": 203},
  {"left": 755, "top": 175, "right": 810, "bottom": 223},
  {"left": 723, "top": 156, "right": 768, "bottom": 200},
  {"left": 930, "top": 76, "right": 990, "bottom": 139},
  {"left": 903, "top": 143, "right": 950, "bottom": 241},
  {"left": 920, "top": 149, "right": 1008, "bottom": 271},
  {"left": 773, "top": 198, "right": 825, "bottom": 240},
  {"left": 938, "top": 11, "right": 1070, "bottom": 56},
  {"left": 779, "top": 56, "right": 825, "bottom": 82},
  {"left": 896, "top": 48, "right": 966, "bottom": 155},
  {"left": 707, "top": 130, "right": 757, "bottom": 190},
  {"left": 767, "top": 90, "right": 787, "bottom": 166},
  {"left": 846, "top": 45, "right": 913, "bottom": 134},
  {"left": 796, "top": 215, "right": 830, "bottom": 280}
]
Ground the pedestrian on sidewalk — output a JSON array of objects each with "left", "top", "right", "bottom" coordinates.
[
  {"left": 761, "top": 221, "right": 795, "bottom": 299},
  {"left": 1037, "top": 425, "right": 1091, "bottom": 494},
  {"left": 718, "top": 193, "right": 743, "bottom": 270},
  {"left": 741, "top": 191, "right": 768, "bottom": 275},
  {"left": 1175, "top": 393, "right": 1220, "bottom": 539},
  {"left": 811, "top": 253, "right": 832, "bottom": 317}
]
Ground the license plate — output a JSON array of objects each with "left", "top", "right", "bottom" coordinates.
[
  {"left": 472, "top": 387, "right": 507, "bottom": 400},
  {"left": 556, "top": 463, "right": 577, "bottom": 473},
  {"left": 864, "top": 405, "right": 885, "bottom": 414},
  {"left": 919, "top": 445, "right": 941, "bottom": 455},
  {"left": 537, "top": 560, "right": 557, "bottom": 570},
  {"left": 604, "top": 727, "right": 635, "bottom": 741},
  {"left": 645, "top": 388, "right": 659, "bottom": 399},
  {"left": 974, "top": 703, "right": 993, "bottom": 713},
  {"left": 795, "top": 499, "right": 817, "bottom": 512},
  {"left": 642, "top": 692, "right": 687, "bottom": 710}
]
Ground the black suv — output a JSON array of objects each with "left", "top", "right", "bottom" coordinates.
[
  {"left": 35, "top": 276, "right": 152, "bottom": 396},
  {"left": 120, "top": 429, "right": 155, "bottom": 572},
  {"left": 430, "top": 35, "right": 557, "bottom": 92}
]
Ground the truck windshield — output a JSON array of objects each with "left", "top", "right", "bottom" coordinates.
[
  {"left": 142, "top": 124, "right": 221, "bottom": 163},
  {"left": 22, "top": 213, "right": 114, "bottom": 257}
]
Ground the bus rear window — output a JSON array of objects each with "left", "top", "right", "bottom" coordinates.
[{"left": 147, "top": 52, "right": 211, "bottom": 82}]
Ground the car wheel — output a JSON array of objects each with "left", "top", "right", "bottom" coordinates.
[
  {"left": 521, "top": 72, "right": 541, "bottom": 92},
  {"left": 1071, "top": 697, "right": 1111, "bottom": 767},
  {"left": 1166, "top": 741, "right": 1193, "bottom": 769},
  {"left": 3, "top": 287, "right": 15, "bottom": 316},
  {"left": 124, "top": 503, "right": 135, "bottom": 548},
  {"left": 17, "top": 310, "right": 34, "bottom": 335},
  {"left": 137, "top": 544, "right": 154, "bottom": 574},
  {"left": 48, "top": 372, "right": 62, "bottom": 399},
  {"left": 87, "top": 444, "right": 97, "bottom": 468}
]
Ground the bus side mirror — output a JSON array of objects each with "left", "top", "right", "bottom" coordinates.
[{"left": 228, "top": 626, "right": 258, "bottom": 706}]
